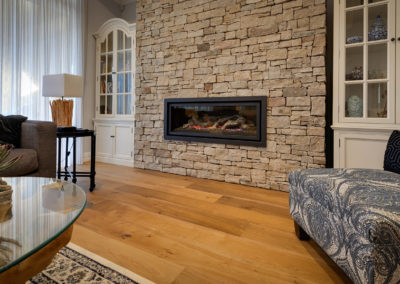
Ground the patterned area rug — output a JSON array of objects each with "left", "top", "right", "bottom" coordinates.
[{"left": 27, "top": 243, "right": 154, "bottom": 284}]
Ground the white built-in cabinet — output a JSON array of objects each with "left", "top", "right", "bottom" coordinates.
[
  {"left": 93, "top": 19, "right": 135, "bottom": 167},
  {"left": 333, "top": 0, "right": 400, "bottom": 169}
]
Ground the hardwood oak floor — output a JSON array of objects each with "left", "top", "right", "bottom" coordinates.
[{"left": 72, "top": 163, "right": 351, "bottom": 284}]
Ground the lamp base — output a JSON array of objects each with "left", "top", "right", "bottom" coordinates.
[{"left": 50, "top": 99, "right": 73, "bottom": 127}]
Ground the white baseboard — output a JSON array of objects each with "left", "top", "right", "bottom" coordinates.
[
  {"left": 83, "top": 152, "right": 134, "bottom": 167},
  {"left": 96, "top": 156, "right": 134, "bottom": 167},
  {"left": 83, "top": 152, "right": 91, "bottom": 163}
]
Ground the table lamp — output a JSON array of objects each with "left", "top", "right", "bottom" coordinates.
[{"left": 42, "top": 74, "right": 83, "bottom": 127}]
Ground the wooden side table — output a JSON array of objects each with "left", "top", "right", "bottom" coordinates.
[{"left": 57, "top": 129, "right": 96, "bottom": 191}]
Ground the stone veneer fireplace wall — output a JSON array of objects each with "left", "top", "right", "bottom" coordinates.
[{"left": 135, "top": 0, "right": 327, "bottom": 191}]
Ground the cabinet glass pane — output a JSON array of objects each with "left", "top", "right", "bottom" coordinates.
[
  {"left": 368, "top": 83, "right": 387, "bottom": 118},
  {"left": 125, "top": 51, "right": 131, "bottom": 71},
  {"left": 100, "top": 95, "right": 105, "bottom": 114},
  {"left": 346, "top": 0, "right": 363, "bottom": 8},
  {"left": 100, "top": 76, "right": 106, "bottom": 94},
  {"left": 107, "top": 54, "right": 113, "bottom": 73},
  {"left": 125, "top": 35, "right": 131, "bottom": 49},
  {"left": 106, "top": 95, "right": 113, "bottom": 114},
  {"left": 117, "top": 95, "right": 123, "bottom": 114},
  {"left": 346, "top": 46, "right": 363, "bottom": 80},
  {"left": 117, "top": 52, "right": 124, "bottom": 72},
  {"left": 345, "top": 84, "right": 363, "bottom": 117},
  {"left": 117, "top": 74, "right": 124, "bottom": 93},
  {"left": 368, "top": 0, "right": 384, "bottom": 3},
  {"left": 346, "top": 9, "right": 363, "bottom": 44},
  {"left": 100, "top": 55, "right": 106, "bottom": 74},
  {"left": 107, "top": 75, "right": 113, "bottom": 93},
  {"left": 107, "top": 32, "right": 113, "bottom": 52},
  {"left": 125, "top": 95, "right": 131, "bottom": 115},
  {"left": 101, "top": 39, "right": 106, "bottom": 53},
  {"left": 125, "top": 73, "right": 131, "bottom": 92},
  {"left": 117, "top": 30, "right": 123, "bottom": 50},
  {"left": 368, "top": 4, "right": 387, "bottom": 41},
  {"left": 368, "top": 43, "right": 387, "bottom": 79}
]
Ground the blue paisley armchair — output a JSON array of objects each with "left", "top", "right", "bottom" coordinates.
[{"left": 289, "top": 168, "right": 400, "bottom": 284}]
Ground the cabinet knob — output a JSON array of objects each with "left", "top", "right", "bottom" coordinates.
[
  {"left": 110, "top": 135, "right": 115, "bottom": 138},
  {"left": 391, "top": 38, "right": 395, "bottom": 42},
  {"left": 398, "top": 37, "right": 400, "bottom": 41}
]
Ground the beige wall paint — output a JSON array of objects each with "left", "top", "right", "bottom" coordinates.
[{"left": 122, "top": 2, "right": 136, "bottom": 23}]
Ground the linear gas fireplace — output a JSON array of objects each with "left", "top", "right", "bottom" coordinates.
[{"left": 164, "top": 97, "right": 266, "bottom": 146}]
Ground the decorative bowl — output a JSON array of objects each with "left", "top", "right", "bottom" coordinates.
[
  {"left": 0, "top": 182, "right": 12, "bottom": 204},
  {"left": 346, "top": 36, "right": 363, "bottom": 44}
]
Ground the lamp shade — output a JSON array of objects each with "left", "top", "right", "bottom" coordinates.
[{"left": 42, "top": 74, "right": 83, "bottom": 98}]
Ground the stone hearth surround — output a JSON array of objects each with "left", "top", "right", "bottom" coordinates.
[{"left": 135, "top": 0, "right": 327, "bottom": 192}]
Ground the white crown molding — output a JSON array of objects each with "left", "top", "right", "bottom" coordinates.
[{"left": 93, "top": 18, "right": 136, "bottom": 40}]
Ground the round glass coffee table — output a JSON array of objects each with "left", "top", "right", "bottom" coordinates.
[{"left": 0, "top": 177, "right": 86, "bottom": 283}]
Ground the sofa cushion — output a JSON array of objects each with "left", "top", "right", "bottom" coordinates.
[
  {"left": 289, "top": 168, "right": 400, "bottom": 245},
  {"left": 0, "top": 115, "right": 28, "bottom": 147},
  {"left": 384, "top": 130, "right": 400, "bottom": 174},
  {"left": 0, "top": 148, "right": 38, "bottom": 176}
]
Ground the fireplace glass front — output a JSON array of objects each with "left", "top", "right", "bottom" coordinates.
[{"left": 164, "top": 97, "right": 266, "bottom": 146}]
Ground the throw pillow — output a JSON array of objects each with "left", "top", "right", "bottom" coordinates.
[
  {"left": 0, "top": 115, "right": 28, "bottom": 147},
  {"left": 384, "top": 130, "right": 400, "bottom": 174}
]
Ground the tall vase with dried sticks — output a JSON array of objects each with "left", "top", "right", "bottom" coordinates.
[{"left": 50, "top": 99, "right": 73, "bottom": 127}]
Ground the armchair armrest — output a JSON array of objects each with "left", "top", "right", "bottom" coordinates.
[{"left": 20, "top": 120, "right": 56, "bottom": 177}]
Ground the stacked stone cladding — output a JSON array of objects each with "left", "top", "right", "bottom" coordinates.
[{"left": 135, "top": 0, "right": 327, "bottom": 192}]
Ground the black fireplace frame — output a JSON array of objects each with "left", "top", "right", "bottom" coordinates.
[{"left": 164, "top": 96, "right": 266, "bottom": 147}]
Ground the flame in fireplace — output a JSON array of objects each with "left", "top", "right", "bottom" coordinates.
[{"left": 186, "top": 125, "right": 244, "bottom": 131}]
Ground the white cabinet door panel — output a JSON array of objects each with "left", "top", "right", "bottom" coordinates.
[
  {"left": 95, "top": 124, "right": 114, "bottom": 158},
  {"left": 337, "top": 131, "right": 391, "bottom": 169},
  {"left": 114, "top": 125, "right": 133, "bottom": 160}
]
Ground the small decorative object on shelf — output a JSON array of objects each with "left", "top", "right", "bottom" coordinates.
[
  {"left": 346, "top": 66, "right": 363, "bottom": 80},
  {"left": 346, "top": 36, "right": 363, "bottom": 44},
  {"left": 368, "top": 15, "right": 387, "bottom": 41},
  {"left": 347, "top": 95, "right": 363, "bottom": 117},
  {"left": 377, "top": 102, "right": 387, "bottom": 118}
]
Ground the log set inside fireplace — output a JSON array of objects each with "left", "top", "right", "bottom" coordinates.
[{"left": 164, "top": 97, "right": 266, "bottom": 146}]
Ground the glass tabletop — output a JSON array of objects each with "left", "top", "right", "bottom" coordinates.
[{"left": 0, "top": 177, "right": 86, "bottom": 272}]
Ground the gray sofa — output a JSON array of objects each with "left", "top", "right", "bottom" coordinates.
[
  {"left": 289, "top": 168, "right": 400, "bottom": 284},
  {"left": 1, "top": 120, "right": 56, "bottom": 178}
]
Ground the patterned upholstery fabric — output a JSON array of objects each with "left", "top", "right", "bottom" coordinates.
[
  {"left": 384, "top": 130, "right": 400, "bottom": 174},
  {"left": 289, "top": 168, "right": 400, "bottom": 284}
]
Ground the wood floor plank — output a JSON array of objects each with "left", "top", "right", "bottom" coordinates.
[
  {"left": 73, "top": 163, "right": 351, "bottom": 283},
  {"left": 188, "top": 180, "right": 289, "bottom": 207},
  {"left": 71, "top": 225, "right": 184, "bottom": 284},
  {"left": 77, "top": 206, "right": 291, "bottom": 283},
  {"left": 112, "top": 183, "right": 293, "bottom": 231},
  {"left": 77, "top": 199, "right": 346, "bottom": 283},
  {"left": 216, "top": 195, "right": 291, "bottom": 217}
]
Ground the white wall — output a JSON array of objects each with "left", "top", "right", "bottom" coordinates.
[{"left": 83, "top": 0, "right": 136, "bottom": 156}]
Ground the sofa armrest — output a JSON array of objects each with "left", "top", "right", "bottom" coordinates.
[{"left": 20, "top": 120, "right": 56, "bottom": 177}]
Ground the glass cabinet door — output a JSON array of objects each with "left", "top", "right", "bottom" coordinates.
[
  {"left": 342, "top": 0, "right": 395, "bottom": 121},
  {"left": 99, "top": 31, "right": 114, "bottom": 115},
  {"left": 116, "top": 30, "right": 133, "bottom": 116},
  {"left": 98, "top": 28, "right": 134, "bottom": 117}
]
